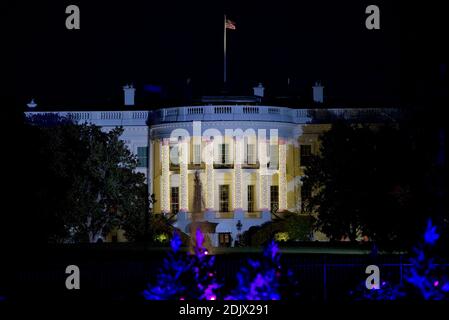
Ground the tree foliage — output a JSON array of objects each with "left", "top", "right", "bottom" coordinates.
[
  {"left": 302, "top": 119, "right": 437, "bottom": 243},
  {"left": 144, "top": 229, "right": 220, "bottom": 300},
  {"left": 23, "top": 118, "right": 147, "bottom": 243},
  {"left": 242, "top": 213, "right": 315, "bottom": 246}
]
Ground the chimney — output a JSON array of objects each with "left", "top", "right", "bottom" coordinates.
[
  {"left": 27, "top": 98, "right": 37, "bottom": 109},
  {"left": 253, "top": 83, "right": 265, "bottom": 98},
  {"left": 312, "top": 81, "right": 324, "bottom": 103},
  {"left": 123, "top": 84, "right": 136, "bottom": 106}
]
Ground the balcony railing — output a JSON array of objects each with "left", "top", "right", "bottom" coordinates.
[
  {"left": 213, "top": 163, "right": 234, "bottom": 169},
  {"left": 188, "top": 162, "right": 206, "bottom": 170},
  {"left": 174, "top": 211, "right": 265, "bottom": 220},
  {"left": 216, "top": 212, "right": 234, "bottom": 219},
  {"left": 26, "top": 107, "right": 401, "bottom": 127},
  {"left": 242, "top": 161, "right": 260, "bottom": 169},
  {"left": 245, "top": 211, "right": 262, "bottom": 219}
]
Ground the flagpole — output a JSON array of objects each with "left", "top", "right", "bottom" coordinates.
[{"left": 224, "top": 14, "right": 227, "bottom": 84}]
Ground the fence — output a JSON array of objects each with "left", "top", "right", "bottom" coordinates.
[{"left": 3, "top": 251, "right": 447, "bottom": 301}]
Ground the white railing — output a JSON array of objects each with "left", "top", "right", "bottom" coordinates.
[{"left": 26, "top": 106, "right": 400, "bottom": 126}]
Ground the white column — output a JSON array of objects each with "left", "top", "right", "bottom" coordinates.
[
  {"left": 205, "top": 137, "right": 215, "bottom": 211},
  {"left": 148, "top": 139, "right": 154, "bottom": 196},
  {"left": 160, "top": 138, "right": 170, "bottom": 214},
  {"left": 259, "top": 174, "right": 270, "bottom": 211},
  {"left": 179, "top": 137, "right": 189, "bottom": 212},
  {"left": 279, "top": 139, "right": 287, "bottom": 211},
  {"left": 234, "top": 136, "right": 243, "bottom": 212},
  {"left": 258, "top": 134, "right": 270, "bottom": 211}
]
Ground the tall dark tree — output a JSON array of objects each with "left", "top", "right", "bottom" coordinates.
[
  {"left": 302, "top": 120, "right": 424, "bottom": 243},
  {"left": 23, "top": 118, "right": 147, "bottom": 243}
]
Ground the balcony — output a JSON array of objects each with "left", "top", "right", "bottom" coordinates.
[
  {"left": 26, "top": 107, "right": 401, "bottom": 129},
  {"left": 213, "top": 163, "right": 234, "bottom": 169},
  {"left": 216, "top": 212, "right": 234, "bottom": 219},
  {"left": 245, "top": 211, "right": 262, "bottom": 219},
  {"left": 188, "top": 162, "right": 206, "bottom": 170},
  {"left": 242, "top": 161, "right": 260, "bottom": 169}
]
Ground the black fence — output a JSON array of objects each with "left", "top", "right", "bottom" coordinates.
[{"left": 2, "top": 247, "right": 447, "bottom": 301}]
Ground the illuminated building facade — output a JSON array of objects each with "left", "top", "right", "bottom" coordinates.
[{"left": 26, "top": 88, "right": 399, "bottom": 246}]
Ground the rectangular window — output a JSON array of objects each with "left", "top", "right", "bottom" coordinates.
[
  {"left": 137, "top": 146, "right": 148, "bottom": 167},
  {"left": 218, "top": 233, "right": 231, "bottom": 247},
  {"left": 246, "top": 144, "right": 256, "bottom": 164},
  {"left": 220, "top": 144, "right": 229, "bottom": 164},
  {"left": 219, "top": 185, "right": 230, "bottom": 212},
  {"left": 247, "top": 185, "right": 255, "bottom": 212},
  {"left": 170, "top": 145, "right": 179, "bottom": 165},
  {"left": 193, "top": 144, "right": 201, "bottom": 164},
  {"left": 171, "top": 187, "right": 179, "bottom": 214},
  {"left": 300, "top": 145, "right": 312, "bottom": 167},
  {"left": 270, "top": 185, "right": 279, "bottom": 213},
  {"left": 269, "top": 144, "right": 278, "bottom": 168}
]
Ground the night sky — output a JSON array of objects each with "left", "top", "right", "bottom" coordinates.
[{"left": 5, "top": 1, "right": 448, "bottom": 109}]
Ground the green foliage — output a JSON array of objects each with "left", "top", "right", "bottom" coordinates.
[
  {"left": 274, "top": 232, "right": 289, "bottom": 242},
  {"left": 284, "top": 213, "right": 315, "bottom": 241},
  {"left": 242, "top": 212, "right": 315, "bottom": 245}
]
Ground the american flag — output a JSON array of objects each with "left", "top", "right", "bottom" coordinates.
[{"left": 225, "top": 19, "right": 236, "bottom": 30}]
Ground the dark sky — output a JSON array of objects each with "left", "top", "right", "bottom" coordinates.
[{"left": 5, "top": 0, "right": 447, "bottom": 108}]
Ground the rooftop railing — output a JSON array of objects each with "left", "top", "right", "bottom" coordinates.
[{"left": 26, "top": 106, "right": 401, "bottom": 126}]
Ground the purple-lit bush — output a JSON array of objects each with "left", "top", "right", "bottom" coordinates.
[
  {"left": 144, "top": 233, "right": 296, "bottom": 300},
  {"left": 225, "top": 241, "right": 283, "bottom": 300},
  {"left": 405, "top": 220, "right": 449, "bottom": 300},
  {"left": 143, "top": 229, "right": 221, "bottom": 300},
  {"left": 352, "top": 219, "right": 449, "bottom": 301},
  {"left": 351, "top": 279, "right": 406, "bottom": 301}
]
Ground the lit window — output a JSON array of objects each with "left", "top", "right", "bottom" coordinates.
[
  {"left": 247, "top": 185, "right": 255, "bottom": 212},
  {"left": 246, "top": 144, "right": 256, "bottom": 164},
  {"left": 269, "top": 144, "right": 278, "bottom": 168},
  {"left": 219, "top": 185, "right": 230, "bottom": 212},
  {"left": 219, "top": 144, "right": 230, "bottom": 164},
  {"left": 193, "top": 144, "right": 201, "bottom": 164},
  {"left": 171, "top": 187, "right": 179, "bottom": 214},
  {"left": 170, "top": 145, "right": 179, "bottom": 165},
  {"left": 270, "top": 185, "right": 279, "bottom": 213}
]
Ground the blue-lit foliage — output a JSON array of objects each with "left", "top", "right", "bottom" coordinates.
[
  {"left": 143, "top": 232, "right": 192, "bottom": 300},
  {"left": 225, "top": 241, "right": 284, "bottom": 300},
  {"left": 353, "top": 219, "right": 449, "bottom": 301},
  {"left": 144, "top": 235, "right": 296, "bottom": 300},
  {"left": 143, "top": 229, "right": 220, "bottom": 300},
  {"left": 351, "top": 280, "right": 406, "bottom": 301},
  {"left": 405, "top": 220, "right": 448, "bottom": 300}
]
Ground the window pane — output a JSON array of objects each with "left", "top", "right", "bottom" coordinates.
[
  {"left": 269, "top": 144, "right": 278, "bottom": 168},
  {"left": 137, "top": 146, "right": 148, "bottom": 167},
  {"left": 247, "top": 144, "right": 256, "bottom": 164},
  {"left": 270, "top": 185, "right": 279, "bottom": 213},
  {"left": 193, "top": 144, "right": 201, "bottom": 164},
  {"left": 171, "top": 187, "right": 179, "bottom": 213},
  {"left": 219, "top": 185, "right": 229, "bottom": 212},
  {"left": 170, "top": 146, "right": 179, "bottom": 165},
  {"left": 219, "top": 144, "right": 230, "bottom": 164},
  {"left": 247, "top": 185, "right": 255, "bottom": 212}
]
